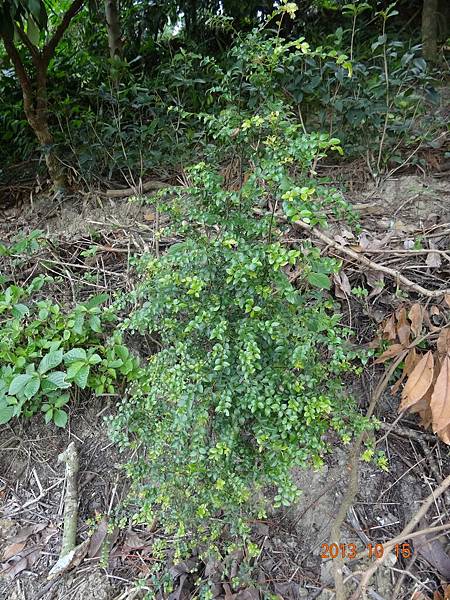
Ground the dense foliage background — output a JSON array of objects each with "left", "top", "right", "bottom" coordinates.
[{"left": 0, "top": 0, "right": 448, "bottom": 188}]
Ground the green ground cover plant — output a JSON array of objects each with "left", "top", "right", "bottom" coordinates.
[{"left": 0, "top": 277, "right": 139, "bottom": 427}]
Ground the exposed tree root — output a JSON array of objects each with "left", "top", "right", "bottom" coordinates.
[{"left": 105, "top": 180, "right": 168, "bottom": 198}]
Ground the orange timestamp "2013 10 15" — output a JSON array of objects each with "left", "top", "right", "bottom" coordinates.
[{"left": 320, "top": 542, "right": 412, "bottom": 560}]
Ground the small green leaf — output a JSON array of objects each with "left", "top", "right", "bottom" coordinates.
[
  {"left": 74, "top": 365, "right": 90, "bottom": 389},
  {"left": 64, "top": 348, "right": 87, "bottom": 364},
  {"left": 67, "top": 361, "right": 85, "bottom": 380},
  {"left": 53, "top": 409, "right": 68, "bottom": 428},
  {"left": 0, "top": 406, "right": 14, "bottom": 424},
  {"left": 85, "top": 293, "right": 108, "bottom": 310},
  {"left": 88, "top": 353, "right": 102, "bottom": 365},
  {"left": 46, "top": 371, "right": 71, "bottom": 389},
  {"left": 38, "top": 350, "right": 63, "bottom": 374},
  {"left": 23, "top": 375, "right": 40, "bottom": 399},
  {"left": 9, "top": 374, "right": 33, "bottom": 396},
  {"left": 307, "top": 272, "right": 331, "bottom": 290},
  {"left": 12, "top": 303, "right": 29, "bottom": 318},
  {"left": 54, "top": 394, "right": 70, "bottom": 408},
  {"left": 89, "top": 315, "right": 102, "bottom": 333}
]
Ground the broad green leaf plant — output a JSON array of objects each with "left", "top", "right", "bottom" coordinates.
[{"left": 0, "top": 277, "right": 139, "bottom": 427}]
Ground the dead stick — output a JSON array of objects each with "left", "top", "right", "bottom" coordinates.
[
  {"left": 293, "top": 219, "right": 450, "bottom": 299},
  {"left": 350, "top": 474, "right": 450, "bottom": 600},
  {"left": 105, "top": 180, "right": 169, "bottom": 198},
  {"left": 58, "top": 442, "right": 79, "bottom": 557}
]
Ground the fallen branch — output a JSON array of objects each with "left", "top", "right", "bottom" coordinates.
[
  {"left": 58, "top": 442, "right": 79, "bottom": 558},
  {"left": 105, "top": 180, "right": 170, "bottom": 198},
  {"left": 293, "top": 219, "right": 450, "bottom": 299}
]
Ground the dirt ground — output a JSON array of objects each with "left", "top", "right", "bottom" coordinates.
[{"left": 1, "top": 171, "right": 450, "bottom": 600}]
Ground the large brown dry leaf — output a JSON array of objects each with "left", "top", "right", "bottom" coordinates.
[
  {"left": 408, "top": 303, "right": 424, "bottom": 338},
  {"left": 437, "top": 424, "right": 450, "bottom": 444},
  {"left": 383, "top": 314, "right": 397, "bottom": 341},
  {"left": 396, "top": 307, "right": 411, "bottom": 346},
  {"left": 430, "top": 355, "right": 450, "bottom": 435},
  {"left": 415, "top": 519, "right": 450, "bottom": 579},
  {"left": 88, "top": 517, "right": 109, "bottom": 558},
  {"left": 437, "top": 328, "right": 450, "bottom": 356},
  {"left": 2, "top": 541, "right": 25, "bottom": 561},
  {"left": 0, "top": 545, "right": 40, "bottom": 580},
  {"left": 444, "top": 294, "right": 450, "bottom": 309},
  {"left": 401, "top": 351, "right": 434, "bottom": 411},
  {"left": 374, "top": 343, "right": 405, "bottom": 364},
  {"left": 419, "top": 407, "right": 433, "bottom": 429},
  {"left": 392, "top": 348, "right": 420, "bottom": 394},
  {"left": 8, "top": 522, "right": 47, "bottom": 544}
]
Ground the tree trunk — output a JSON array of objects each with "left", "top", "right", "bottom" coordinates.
[
  {"left": 0, "top": 0, "right": 83, "bottom": 192},
  {"left": 422, "top": 0, "right": 439, "bottom": 62},
  {"left": 1, "top": 31, "right": 67, "bottom": 191},
  {"left": 105, "top": 0, "right": 122, "bottom": 59}
]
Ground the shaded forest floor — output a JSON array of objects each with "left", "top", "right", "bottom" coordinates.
[{"left": 1, "top": 165, "right": 450, "bottom": 600}]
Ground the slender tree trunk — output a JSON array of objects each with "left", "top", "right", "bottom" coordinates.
[
  {"left": 422, "top": 0, "right": 439, "bottom": 62},
  {"left": 0, "top": 0, "right": 84, "bottom": 192},
  {"left": 105, "top": 0, "right": 122, "bottom": 59},
  {"left": 1, "top": 31, "right": 67, "bottom": 190}
]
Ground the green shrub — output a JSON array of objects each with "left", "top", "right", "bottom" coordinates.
[
  {"left": 110, "top": 91, "right": 368, "bottom": 553},
  {"left": 0, "top": 277, "right": 139, "bottom": 427}
]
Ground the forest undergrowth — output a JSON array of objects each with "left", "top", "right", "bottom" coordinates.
[{"left": 1, "top": 1, "right": 450, "bottom": 599}]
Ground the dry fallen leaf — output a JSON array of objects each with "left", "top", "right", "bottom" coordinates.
[
  {"left": 437, "top": 328, "right": 450, "bottom": 356},
  {"left": 1, "top": 556, "right": 28, "bottom": 579},
  {"left": 2, "top": 541, "right": 26, "bottom": 561},
  {"left": 391, "top": 349, "right": 420, "bottom": 395},
  {"left": 415, "top": 519, "right": 450, "bottom": 579},
  {"left": 0, "top": 545, "right": 40, "bottom": 580},
  {"left": 374, "top": 343, "right": 405, "bottom": 364},
  {"left": 8, "top": 522, "right": 47, "bottom": 544},
  {"left": 396, "top": 307, "right": 411, "bottom": 346},
  {"left": 333, "top": 271, "right": 352, "bottom": 299},
  {"left": 408, "top": 303, "right": 424, "bottom": 338},
  {"left": 123, "top": 530, "right": 152, "bottom": 550},
  {"left": 383, "top": 314, "right": 397, "bottom": 341},
  {"left": 401, "top": 351, "right": 434, "bottom": 411},
  {"left": 88, "top": 517, "right": 109, "bottom": 558},
  {"left": 444, "top": 294, "right": 450, "bottom": 309},
  {"left": 430, "top": 355, "right": 450, "bottom": 435},
  {"left": 437, "top": 424, "right": 450, "bottom": 444}
]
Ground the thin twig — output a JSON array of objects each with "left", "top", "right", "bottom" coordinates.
[
  {"left": 349, "top": 476, "right": 450, "bottom": 599},
  {"left": 330, "top": 352, "right": 407, "bottom": 600},
  {"left": 293, "top": 219, "right": 450, "bottom": 298}
]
